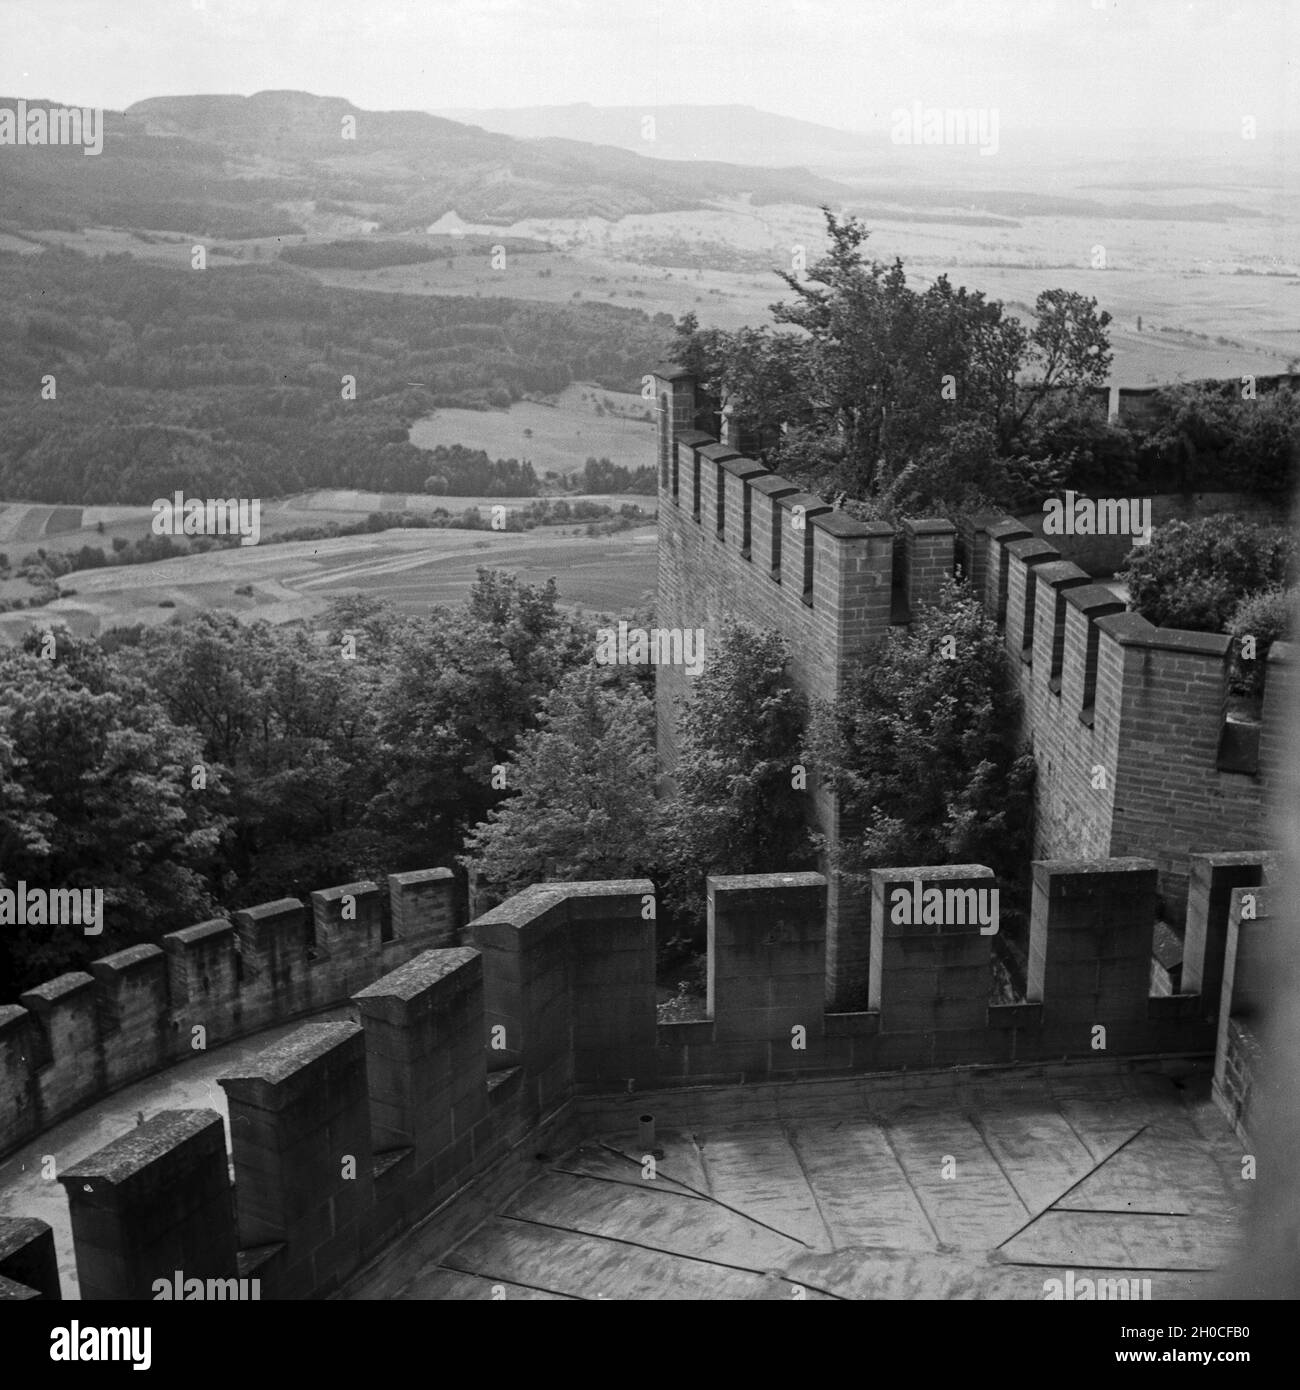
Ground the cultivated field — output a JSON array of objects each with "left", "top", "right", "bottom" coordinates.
[
  {"left": 0, "top": 523, "right": 657, "bottom": 647},
  {"left": 409, "top": 383, "right": 657, "bottom": 474},
  {"left": 0, "top": 483, "right": 652, "bottom": 560},
  {"left": 39, "top": 194, "right": 1300, "bottom": 385}
]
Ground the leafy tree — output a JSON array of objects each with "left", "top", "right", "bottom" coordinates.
[
  {"left": 1020, "top": 391, "right": 1137, "bottom": 496},
  {"left": 809, "top": 576, "right": 1035, "bottom": 888},
  {"left": 365, "top": 571, "right": 589, "bottom": 863},
  {"left": 1143, "top": 383, "right": 1300, "bottom": 497},
  {"left": 123, "top": 611, "right": 385, "bottom": 901},
  {"left": 459, "top": 666, "right": 660, "bottom": 898},
  {"left": 1119, "top": 517, "right": 1296, "bottom": 632},
  {"left": 1226, "top": 388, "right": 1300, "bottom": 497},
  {"left": 674, "top": 209, "right": 1111, "bottom": 505},
  {"left": 0, "top": 630, "right": 227, "bottom": 994},
  {"left": 659, "top": 623, "right": 813, "bottom": 926}
]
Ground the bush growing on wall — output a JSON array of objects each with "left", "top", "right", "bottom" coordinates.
[
  {"left": 1226, "top": 586, "right": 1295, "bottom": 699},
  {"left": 808, "top": 575, "right": 1035, "bottom": 890},
  {"left": 1119, "top": 516, "right": 1296, "bottom": 633}
]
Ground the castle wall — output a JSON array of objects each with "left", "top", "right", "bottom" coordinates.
[
  {"left": 654, "top": 365, "right": 1277, "bottom": 1001},
  {"left": 654, "top": 370, "right": 896, "bottom": 1005},
  {"left": 0, "top": 868, "right": 460, "bottom": 1161},
  {"left": 971, "top": 522, "right": 1274, "bottom": 920},
  {"left": 58, "top": 1110, "right": 238, "bottom": 1302},
  {"left": 1213, "top": 884, "right": 1272, "bottom": 1144},
  {"left": 16, "top": 852, "right": 1257, "bottom": 1299},
  {"left": 1013, "top": 491, "right": 1287, "bottom": 577}
]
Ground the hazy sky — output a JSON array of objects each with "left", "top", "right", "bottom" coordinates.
[{"left": 0, "top": 0, "right": 1294, "bottom": 134}]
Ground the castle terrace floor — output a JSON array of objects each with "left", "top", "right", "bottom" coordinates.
[{"left": 352, "top": 1068, "right": 1248, "bottom": 1301}]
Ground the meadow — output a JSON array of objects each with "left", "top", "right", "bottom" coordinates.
[
  {"left": 0, "top": 520, "right": 657, "bottom": 647},
  {"left": 38, "top": 193, "right": 1298, "bottom": 386}
]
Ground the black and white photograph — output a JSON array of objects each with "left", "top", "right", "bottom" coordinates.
[{"left": 0, "top": 0, "right": 1296, "bottom": 1350}]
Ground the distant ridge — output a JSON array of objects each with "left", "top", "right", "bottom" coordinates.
[
  {"left": 431, "top": 100, "right": 885, "bottom": 167},
  {"left": 0, "top": 89, "right": 856, "bottom": 235}
]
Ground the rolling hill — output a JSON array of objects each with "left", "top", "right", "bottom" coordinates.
[{"left": 0, "top": 89, "right": 856, "bottom": 237}]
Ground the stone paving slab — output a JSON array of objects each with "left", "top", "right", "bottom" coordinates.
[{"left": 387, "top": 1071, "right": 1248, "bottom": 1300}]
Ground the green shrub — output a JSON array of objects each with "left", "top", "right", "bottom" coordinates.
[
  {"left": 1226, "top": 586, "right": 1296, "bottom": 698},
  {"left": 809, "top": 575, "right": 1036, "bottom": 888},
  {"left": 1120, "top": 516, "right": 1296, "bottom": 632}
]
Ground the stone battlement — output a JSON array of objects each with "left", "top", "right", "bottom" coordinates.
[
  {"left": 0, "top": 853, "right": 1274, "bottom": 1299},
  {"left": 653, "top": 367, "right": 1283, "bottom": 991},
  {"left": 0, "top": 869, "right": 458, "bottom": 1161}
]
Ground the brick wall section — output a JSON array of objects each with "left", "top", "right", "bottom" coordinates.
[
  {"left": 1217, "top": 1016, "right": 1263, "bottom": 1145},
  {"left": 1008, "top": 551, "right": 1125, "bottom": 867},
  {"left": 1002, "top": 536, "right": 1062, "bottom": 663},
  {"left": 1, "top": 869, "right": 460, "bottom": 1162},
  {"left": 219, "top": 1022, "right": 374, "bottom": 1299},
  {"left": 654, "top": 372, "right": 896, "bottom": 767},
  {"left": 657, "top": 369, "right": 698, "bottom": 488},
  {"left": 1103, "top": 620, "right": 1266, "bottom": 919},
  {"left": 984, "top": 519, "right": 1033, "bottom": 624},
  {"left": 1182, "top": 852, "right": 1274, "bottom": 1024},
  {"left": 58, "top": 1110, "right": 238, "bottom": 1300},
  {"left": 1213, "top": 885, "right": 1271, "bottom": 1141},
  {"left": 653, "top": 366, "right": 1284, "bottom": 995},
  {"left": 984, "top": 518, "right": 1273, "bottom": 915},
  {"left": 901, "top": 518, "right": 957, "bottom": 615},
  {"left": 1258, "top": 641, "right": 1293, "bottom": 803},
  {"left": 653, "top": 368, "right": 895, "bottom": 1007},
  {"left": 956, "top": 512, "right": 1005, "bottom": 601}
]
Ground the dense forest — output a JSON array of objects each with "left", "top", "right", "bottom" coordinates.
[
  {"left": 0, "top": 573, "right": 606, "bottom": 995},
  {"left": 0, "top": 245, "right": 675, "bottom": 504}
]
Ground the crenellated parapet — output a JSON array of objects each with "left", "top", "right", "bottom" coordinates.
[
  {"left": 985, "top": 519, "right": 1285, "bottom": 917},
  {"left": 0, "top": 868, "right": 459, "bottom": 1161},
  {"left": 654, "top": 365, "right": 1280, "bottom": 959},
  {"left": 4, "top": 851, "right": 1272, "bottom": 1299}
]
